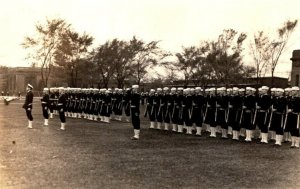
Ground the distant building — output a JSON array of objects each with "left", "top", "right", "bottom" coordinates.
[
  {"left": 0, "top": 67, "right": 42, "bottom": 95},
  {"left": 290, "top": 49, "right": 300, "bottom": 86}
]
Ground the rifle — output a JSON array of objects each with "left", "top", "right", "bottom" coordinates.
[
  {"left": 268, "top": 106, "right": 274, "bottom": 129},
  {"left": 252, "top": 103, "right": 257, "bottom": 125},
  {"left": 203, "top": 101, "right": 209, "bottom": 122},
  {"left": 111, "top": 98, "right": 116, "bottom": 110},
  {"left": 157, "top": 105, "right": 162, "bottom": 117},
  {"left": 225, "top": 101, "right": 231, "bottom": 123},
  {"left": 239, "top": 103, "right": 244, "bottom": 125},
  {"left": 94, "top": 99, "right": 99, "bottom": 111},
  {"left": 165, "top": 103, "right": 170, "bottom": 119},
  {"left": 171, "top": 103, "right": 176, "bottom": 119},
  {"left": 99, "top": 101, "right": 104, "bottom": 114},
  {"left": 89, "top": 97, "right": 94, "bottom": 111},
  {"left": 283, "top": 105, "right": 290, "bottom": 130},
  {"left": 157, "top": 97, "right": 163, "bottom": 116},
  {"left": 190, "top": 101, "right": 194, "bottom": 120},
  {"left": 150, "top": 104, "right": 155, "bottom": 116},
  {"left": 118, "top": 101, "right": 124, "bottom": 110},
  {"left": 179, "top": 104, "right": 183, "bottom": 120},
  {"left": 215, "top": 101, "right": 218, "bottom": 122},
  {"left": 297, "top": 114, "right": 300, "bottom": 130},
  {"left": 143, "top": 104, "right": 148, "bottom": 117}
]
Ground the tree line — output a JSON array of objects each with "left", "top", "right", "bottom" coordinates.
[{"left": 21, "top": 18, "right": 298, "bottom": 89}]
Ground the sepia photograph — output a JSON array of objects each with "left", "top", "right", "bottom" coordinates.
[{"left": 1, "top": 0, "right": 300, "bottom": 188}]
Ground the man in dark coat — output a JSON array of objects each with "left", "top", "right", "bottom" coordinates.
[
  {"left": 57, "top": 87, "right": 67, "bottom": 130},
  {"left": 23, "top": 84, "right": 34, "bottom": 129},
  {"left": 41, "top": 88, "right": 50, "bottom": 126},
  {"left": 130, "top": 85, "right": 141, "bottom": 140}
]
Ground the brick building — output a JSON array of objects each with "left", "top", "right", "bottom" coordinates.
[
  {"left": 0, "top": 67, "right": 42, "bottom": 95},
  {"left": 290, "top": 49, "right": 300, "bottom": 86}
]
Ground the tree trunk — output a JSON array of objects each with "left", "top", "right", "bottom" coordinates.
[
  {"left": 117, "top": 79, "right": 123, "bottom": 89},
  {"left": 271, "top": 70, "right": 274, "bottom": 88}
]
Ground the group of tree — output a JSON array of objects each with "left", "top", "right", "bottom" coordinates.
[
  {"left": 249, "top": 19, "right": 298, "bottom": 87},
  {"left": 22, "top": 18, "right": 298, "bottom": 89}
]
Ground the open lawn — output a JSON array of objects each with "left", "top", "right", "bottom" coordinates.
[{"left": 1, "top": 99, "right": 300, "bottom": 189}]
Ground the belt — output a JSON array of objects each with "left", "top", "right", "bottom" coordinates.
[
  {"left": 57, "top": 103, "right": 63, "bottom": 106},
  {"left": 291, "top": 112, "right": 300, "bottom": 115},
  {"left": 130, "top": 105, "right": 137, "bottom": 108},
  {"left": 274, "top": 112, "right": 284, "bottom": 115},
  {"left": 41, "top": 102, "right": 47, "bottom": 104}
]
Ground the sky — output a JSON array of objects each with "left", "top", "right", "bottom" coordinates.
[{"left": 0, "top": 0, "right": 300, "bottom": 78}]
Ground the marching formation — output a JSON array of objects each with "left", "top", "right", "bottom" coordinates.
[
  {"left": 22, "top": 83, "right": 300, "bottom": 147},
  {"left": 23, "top": 84, "right": 141, "bottom": 140},
  {"left": 143, "top": 86, "right": 300, "bottom": 148}
]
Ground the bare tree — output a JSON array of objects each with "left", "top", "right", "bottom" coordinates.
[
  {"left": 249, "top": 31, "right": 270, "bottom": 86},
  {"left": 130, "top": 36, "right": 171, "bottom": 86},
  {"left": 267, "top": 19, "right": 298, "bottom": 86},
  {"left": 22, "top": 18, "right": 69, "bottom": 87}
]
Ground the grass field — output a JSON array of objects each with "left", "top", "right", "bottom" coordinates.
[{"left": 1, "top": 99, "right": 300, "bottom": 189}]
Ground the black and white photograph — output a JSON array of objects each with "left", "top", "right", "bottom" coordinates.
[{"left": 1, "top": 0, "right": 300, "bottom": 188}]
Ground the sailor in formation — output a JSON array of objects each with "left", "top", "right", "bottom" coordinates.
[
  {"left": 23, "top": 84, "right": 300, "bottom": 147},
  {"left": 143, "top": 86, "right": 300, "bottom": 148}
]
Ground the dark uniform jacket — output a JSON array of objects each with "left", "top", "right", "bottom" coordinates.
[{"left": 23, "top": 90, "right": 33, "bottom": 109}]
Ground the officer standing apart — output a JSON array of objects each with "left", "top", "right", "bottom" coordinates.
[
  {"left": 23, "top": 84, "right": 34, "bottom": 129},
  {"left": 57, "top": 87, "right": 67, "bottom": 130},
  {"left": 130, "top": 85, "right": 141, "bottom": 140}
]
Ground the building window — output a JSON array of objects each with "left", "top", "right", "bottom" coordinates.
[{"left": 296, "top": 74, "right": 299, "bottom": 86}]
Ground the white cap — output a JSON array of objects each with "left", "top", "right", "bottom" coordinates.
[
  {"left": 43, "top": 88, "right": 49, "bottom": 91},
  {"left": 157, "top": 88, "right": 162, "bottom": 91},
  {"left": 239, "top": 88, "right": 245, "bottom": 92},
  {"left": 261, "top": 86, "right": 269, "bottom": 90},
  {"left": 171, "top": 87, "right": 176, "bottom": 91},
  {"left": 217, "top": 87, "right": 226, "bottom": 91},
  {"left": 277, "top": 88, "right": 284, "bottom": 93},
  {"left": 150, "top": 89, "right": 155, "bottom": 92},
  {"left": 292, "top": 86, "right": 300, "bottom": 91},
  {"left": 195, "top": 87, "right": 201, "bottom": 90},
  {"left": 227, "top": 88, "right": 233, "bottom": 92},
  {"left": 285, "top": 88, "right": 292, "bottom": 92},
  {"left": 270, "top": 88, "right": 277, "bottom": 92},
  {"left": 233, "top": 87, "right": 239, "bottom": 91},
  {"left": 27, "top": 83, "right": 33, "bottom": 89},
  {"left": 178, "top": 87, "right": 184, "bottom": 91},
  {"left": 163, "top": 87, "right": 169, "bottom": 91}
]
